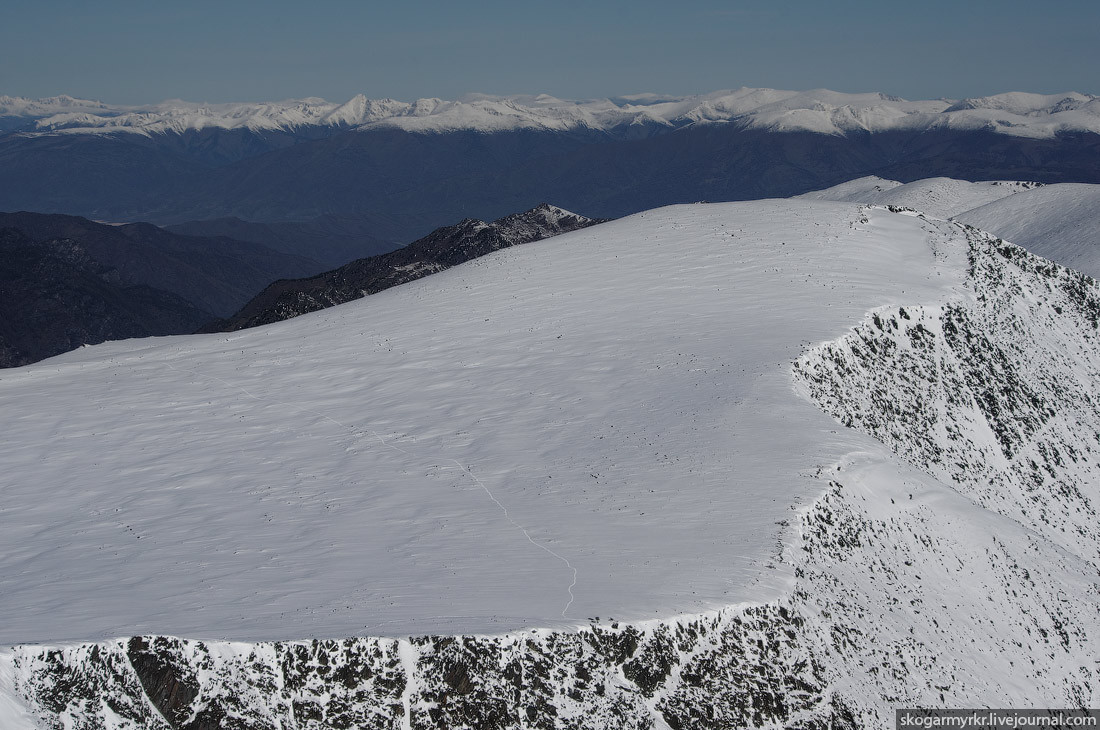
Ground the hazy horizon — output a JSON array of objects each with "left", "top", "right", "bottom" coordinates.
[{"left": 3, "top": 0, "right": 1096, "bottom": 106}]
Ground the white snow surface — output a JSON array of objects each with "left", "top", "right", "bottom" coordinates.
[
  {"left": 802, "top": 175, "right": 1100, "bottom": 278},
  {"left": 797, "top": 175, "right": 1042, "bottom": 219},
  {"left": 3, "top": 87, "right": 1098, "bottom": 137},
  {"left": 0, "top": 200, "right": 967, "bottom": 645},
  {"left": 0, "top": 654, "right": 36, "bottom": 730}
]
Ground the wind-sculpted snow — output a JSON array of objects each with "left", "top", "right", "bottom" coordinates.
[
  {"left": 2, "top": 205, "right": 1099, "bottom": 727},
  {"left": 1, "top": 201, "right": 967, "bottom": 646}
]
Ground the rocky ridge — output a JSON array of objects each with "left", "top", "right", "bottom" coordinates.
[{"left": 206, "top": 203, "right": 605, "bottom": 332}]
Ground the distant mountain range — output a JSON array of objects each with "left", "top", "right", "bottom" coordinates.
[
  {"left": 4, "top": 89, "right": 1098, "bottom": 137},
  {"left": 2, "top": 89, "right": 1098, "bottom": 251}
]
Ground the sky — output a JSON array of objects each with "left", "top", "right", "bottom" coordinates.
[{"left": 1, "top": 0, "right": 1098, "bottom": 105}]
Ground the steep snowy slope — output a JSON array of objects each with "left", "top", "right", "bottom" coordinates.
[
  {"left": 954, "top": 183, "right": 1100, "bottom": 278},
  {"left": 2, "top": 202, "right": 1099, "bottom": 728},
  {"left": 802, "top": 176, "right": 1100, "bottom": 278}
]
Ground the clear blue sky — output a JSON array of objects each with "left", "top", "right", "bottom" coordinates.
[{"left": 2, "top": 0, "right": 1097, "bottom": 104}]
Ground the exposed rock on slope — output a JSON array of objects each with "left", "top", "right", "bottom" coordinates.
[
  {"left": 955, "top": 183, "right": 1100, "bottom": 279},
  {"left": 208, "top": 203, "right": 605, "bottom": 332}
]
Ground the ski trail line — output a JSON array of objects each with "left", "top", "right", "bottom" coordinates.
[
  {"left": 162, "top": 356, "right": 577, "bottom": 618},
  {"left": 446, "top": 458, "right": 577, "bottom": 618}
]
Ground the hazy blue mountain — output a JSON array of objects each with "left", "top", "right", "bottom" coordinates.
[
  {"left": 0, "top": 212, "right": 326, "bottom": 366},
  {"left": 165, "top": 213, "right": 404, "bottom": 268},
  {"left": 0, "top": 227, "right": 211, "bottom": 367}
]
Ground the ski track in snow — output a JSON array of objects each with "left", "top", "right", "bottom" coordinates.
[
  {"left": 162, "top": 357, "right": 579, "bottom": 619},
  {"left": 446, "top": 458, "right": 577, "bottom": 618}
]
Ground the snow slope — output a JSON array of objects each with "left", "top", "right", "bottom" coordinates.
[
  {"left": 802, "top": 176, "right": 1100, "bottom": 278},
  {"left": 0, "top": 201, "right": 964, "bottom": 645},
  {"left": 955, "top": 183, "right": 1100, "bottom": 278},
  {"left": 3, "top": 88, "right": 1098, "bottom": 138},
  {"left": 2, "top": 202, "right": 1100, "bottom": 727},
  {"left": 798, "top": 176, "right": 1042, "bottom": 219}
]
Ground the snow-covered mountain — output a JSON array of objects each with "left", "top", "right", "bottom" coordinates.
[
  {"left": 3, "top": 88, "right": 1099, "bottom": 139},
  {"left": 801, "top": 176, "right": 1100, "bottom": 278},
  {"left": 3, "top": 88, "right": 1099, "bottom": 138},
  {"left": 796, "top": 176, "right": 1043, "bottom": 219},
  {"left": 1, "top": 199, "right": 1098, "bottom": 727}
]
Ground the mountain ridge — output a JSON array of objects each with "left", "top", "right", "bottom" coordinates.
[
  {"left": 0, "top": 211, "right": 325, "bottom": 366},
  {"left": 801, "top": 175, "right": 1100, "bottom": 278},
  {"left": 4, "top": 88, "right": 1098, "bottom": 139},
  {"left": 205, "top": 202, "right": 606, "bottom": 332},
  {"left": 4, "top": 91, "right": 1099, "bottom": 240}
]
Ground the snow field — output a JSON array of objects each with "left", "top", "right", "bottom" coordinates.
[{"left": 0, "top": 200, "right": 965, "bottom": 644}]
